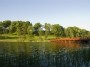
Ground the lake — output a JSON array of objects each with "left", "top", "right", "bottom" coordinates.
[{"left": 0, "top": 42, "right": 90, "bottom": 67}]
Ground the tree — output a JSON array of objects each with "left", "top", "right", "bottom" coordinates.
[
  {"left": 22, "top": 22, "right": 30, "bottom": 34},
  {"left": 34, "top": 23, "right": 41, "bottom": 29},
  {"left": 16, "top": 21, "right": 24, "bottom": 35},
  {"left": 80, "top": 29, "right": 89, "bottom": 38},
  {"left": 2, "top": 20, "right": 11, "bottom": 28},
  {"left": 45, "top": 23, "right": 51, "bottom": 39},
  {"left": 26, "top": 21, "right": 32, "bottom": 26},
  {"left": 9, "top": 21, "right": 17, "bottom": 33},
  {"left": 0, "top": 21, "right": 3, "bottom": 27},
  {"left": 51, "top": 24, "right": 64, "bottom": 37},
  {"left": 0, "top": 27, "right": 3, "bottom": 34},
  {"left": 0, "top": 22, "right": 3, "bottom": 34},
  {"left": 72, "top": 26, "right": 81, "bottom": 37},
  {"left": 27, "top": 24, "right": 35, "bottom": 41},
  {"left": 65, "top": 27, "right": 74, "bottom": 38},
  {"left": 65, "top": 26, "right": 86, "bottom": 38},
  {"left": 33, "top": 23, "right": 42, "bottom": 35},
  {"left": 38, "top": 27, "right": 44, "bottom": 36}
]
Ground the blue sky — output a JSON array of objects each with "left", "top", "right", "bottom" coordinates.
[{"left": 0, "top": 0, "right": 90, "bottom": 30}]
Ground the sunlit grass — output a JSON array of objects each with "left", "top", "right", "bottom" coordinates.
[{"left": 0, "top": 34, "right": 56, "bottom": 42}]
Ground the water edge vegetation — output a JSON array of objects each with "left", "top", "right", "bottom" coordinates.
[{"left": 0, "top": 20, "right": 90, "bottom": 42}]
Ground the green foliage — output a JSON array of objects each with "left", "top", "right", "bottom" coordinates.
[
  {"left": 2, "top": 20, "right": 11, "bottom": 28},
  {"left": 80, "top": 29, "right": 89, "bottom": 38},
  {"left": 33, "top": 23, "right": 42, "bottom": 35},
  {"left": 38, "top": 27, "right": 44, "bottom": 36},
  {"left": 0, "top": 27, "right": 3, "bottom": 34},
  {"left": 65, "top": 26, "right": 90, "bottom": 38},
  {"left": 0, "top": 20, "right": 90, "bottom": 40},
  {"left": 27, "top": 25, "right": 33, "bottom": 36},
  {"left": 51, "top": 24, "right": 64, "bottom": 37},
  {"left": 45, "top": 23, "right": 51, "bottom": 39},
  {"left": 9, "top": 21, "right": 17, "bottom": 33},
  {"left": 34, "top": 23, "right": 41, "bottom": 29},
  {"left": 0, "top": 21, "right": 3, "bottom": 27}
]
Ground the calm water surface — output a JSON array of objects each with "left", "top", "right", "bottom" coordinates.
[{"left": 0, "top": 42, "right": 90, "bottom": 67}]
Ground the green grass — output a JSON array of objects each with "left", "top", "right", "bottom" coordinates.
[{"left": 0, "top": 34, "right": 56, "bottom": 42}]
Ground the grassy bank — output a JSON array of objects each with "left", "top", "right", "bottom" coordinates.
[{"left": 0, "top": 34, "right": 56, "bottom": 42}]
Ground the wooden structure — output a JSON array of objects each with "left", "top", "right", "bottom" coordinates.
[{"left": 50, "top": 38, "right": 90, "bottom": 43}]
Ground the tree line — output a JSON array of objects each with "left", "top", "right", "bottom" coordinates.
[{"left": 0, "top": 20, "right": 90, "bottom": 39}]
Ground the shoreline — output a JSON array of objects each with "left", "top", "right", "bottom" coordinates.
[{"left": 0, "top": 40, "right": 50, "bottom": 42}]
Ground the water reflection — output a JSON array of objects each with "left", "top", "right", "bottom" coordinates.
[{"left": 0, "top": 42, "right": 90, "bottom": 67}]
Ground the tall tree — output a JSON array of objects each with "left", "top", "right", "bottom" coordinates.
[
  {"left": 65, "top": 27, "right": 74, "bottom": 38},
  {"left": 33, "top": 23, "right": 42, "bottom": 35},
  {"left": 45, "top": 23, "right": 51, "bottom": 39},
  {"left": 0, "top": 21, "right": 3, "bottom": 27},
  {"left": 0, "top": 27, "right": 3, "bottom": 34},
  {"left": 2, "top": 20, "right": 11, "bottom": 28},
  {"left": 51, "top": 24, "right": 64, "bottom": 37},
  {"left": 9, "top": 21, "right": 17, "bottom": 33},
  {"left": 16, "top": 21, "right": 23, "bottom": 35}
]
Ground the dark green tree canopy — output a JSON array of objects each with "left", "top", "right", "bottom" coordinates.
[
  {"left": 34, "top": 23, "right": 42, "bottom": 29},
  {"left": 2, "top": 20, "right": 11, "bottom": 28}
]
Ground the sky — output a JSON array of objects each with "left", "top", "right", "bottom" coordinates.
[{"left": 0, "top": 0, "right": 90, "bottom": 30}]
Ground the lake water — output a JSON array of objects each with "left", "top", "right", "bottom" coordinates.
[{"left": 0, "top": 42, "right": 90, "bottom": 67}]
